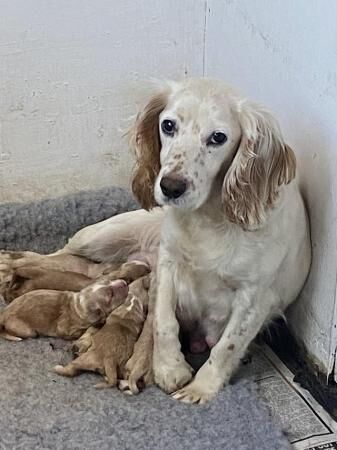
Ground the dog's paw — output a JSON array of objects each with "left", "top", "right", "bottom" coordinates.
[
  {"left": 94, "top": 382, "right": 111, "bottom": 389},
  {"left": 154, "top": 358, "right": 193, "bottom": 394},
  {"left": 118, "top": 379, "right": 136, "bottom": 395},
  {"left": 0, "top": 264, "right": 14, "bottom": 285},
  {"left": 0, "top": 252, "right": 28, "bottom": 284},
  {"left": 0, "top": 250, "right": 38, "bottom": 260},
  {"left": 53, "top": 364, "right": 67, "bottom": 375},
  {"left": 125, "top": 351, "right": 153, "bottom": 393},
  {"left": 172, "top": 379, "right": 216, "bottom": 405},
  {"left": 0, "top": 251, "right": 43, "bottom": 283}
]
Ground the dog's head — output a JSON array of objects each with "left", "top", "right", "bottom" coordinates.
[
  {"left": 130, "top": 78, "right": 296, "bottom": 228},
  {"left": 79, "top": 278, "right": 129, "bottom": 322}
]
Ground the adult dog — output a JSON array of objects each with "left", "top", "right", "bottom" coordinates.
[{"left": 0, "top": 78, "right": 311, "bottom": 404}]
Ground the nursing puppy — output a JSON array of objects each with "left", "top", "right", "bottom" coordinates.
[
  {"left": 0, "top": 278, "right": 128, "bottom": 341},
  {"left": 54, "top": 275, "right": 150, "bottom": 393},
  {"left": 2, "top": 267, "right": 93, "bottom": 304},
  {"left": 0, "top": 250, "right": 119, "bottom": 284},
  {"left": 2, "top": 260, "right": 150, "bottom": 304}
]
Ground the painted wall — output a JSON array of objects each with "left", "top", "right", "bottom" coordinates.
[
  {"left": 204, "top": 0, "right": 337, "bottom": 374},
  {"left": 0, "top": 0, "right": 205, "bottom": 203}
]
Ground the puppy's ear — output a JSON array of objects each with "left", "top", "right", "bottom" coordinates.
[
  {"left": 222, "top": 102, "right": 296, "bottom": 228},
  {"left": 129, "top": 91, "right": 169, "bottom": 210}
]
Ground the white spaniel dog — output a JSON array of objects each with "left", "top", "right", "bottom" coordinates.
[{"left": 0, "top": 78, "right": 311, "bottom": 404}]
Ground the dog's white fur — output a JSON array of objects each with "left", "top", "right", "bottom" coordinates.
[
  {"left": 128, "top": 78, "right": 311, "bottom": 404},
  {"left": 1, "top": 78, "right": 311, "bottom": 404}
]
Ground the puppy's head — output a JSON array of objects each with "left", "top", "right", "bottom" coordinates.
[
  {"left": 79, "top": 278, "right": 129, "bottom": 323},
  {"left": 130, "top": 78, "right": 296, "bottom": 227}
]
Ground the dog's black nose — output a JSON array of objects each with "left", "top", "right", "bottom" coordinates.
[{"left": 160, "top": 175, "right": 187, "bottom": 199}]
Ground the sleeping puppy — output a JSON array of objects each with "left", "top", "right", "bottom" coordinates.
[
  {"left": 2, "top": 260, "right": 150, "bottom": 304},
  {"left": 0, "top": 250, "right": 121, "bottom": 282},
  {"left": 2, "top": 267, "right": 93, "bottom": 304},
  {"left": 0, "top": 278, "right": 128, "bottom": 341},
  {"left": 54, "top": 275, "right": 150, "bottom": 393}
]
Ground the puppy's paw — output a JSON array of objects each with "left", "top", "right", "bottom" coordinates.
[
  {"left": 154, "top": 357, "right": 193, "bottom": 394},
  {"left": 0, "top": 264, "right": 14, "bottom": 284},
  {"left": 0, "top": 250, "right": 38, "bottom": 260},
  {"left": 53, "top": 364, "right": 78, "bottom": 377},
  {"left": 172, "top": 379, "right": 216, "bottom": 405},
  {"left": 94, "top": 382, "right": 111, "bottom": 389},
  {"left": 0, "top": 251, "right": 43, "bottom": 283},
  {"left": 118, "top": 379, "right": 135, "bottom": 395},
  {"left": 71, "top": 339, "right": 90, "bottom": 356},
  {"left": 53, "top": 364, "right": 67, "bottom": 375},
  {"left": 125, "top": 351, "right": 153, "bottom": 393}
]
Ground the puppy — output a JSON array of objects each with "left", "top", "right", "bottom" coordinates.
[
  {"left": 2, "top": 260, "right": 150, "bottom": 304},
  {"left": 0, "top": 278, "right": 128, "bottom": 341},
  {"left": 0, "top": 251, "right": 121, "bottom": 284},
  {"left": 2, "top": 267, "right": 93, "bottom": 304},
  {"left": 54, "top": 275, "right": 150, "bottom": 392}
]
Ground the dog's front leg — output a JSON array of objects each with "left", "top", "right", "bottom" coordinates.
[
  {"left": 153, "top": 254, "right": 193, "bottom": 393},
  {"left": 173, "top": 287, "right": 277, "bottom": 404}
]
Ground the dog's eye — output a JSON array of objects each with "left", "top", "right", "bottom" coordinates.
[
  {"left": 161, "top": 119, "right": 176, "bottom": 136},
  {"left": 208, "top": 132, "right": 228, "bottom": 146}
]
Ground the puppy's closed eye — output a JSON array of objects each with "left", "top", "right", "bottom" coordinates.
[{"left": 87, "top": 305, "right": 105, "bottom": 321}]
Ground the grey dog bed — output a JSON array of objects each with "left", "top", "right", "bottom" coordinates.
[{"left": 0, "top": 187, "right": 291, "bottom": 450}]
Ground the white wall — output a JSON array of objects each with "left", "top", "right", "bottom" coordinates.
[
  {"left": 205, "top": 0, "right": 337, "bottom": 375},
  {"left": 0, "top": 0, "right": 205, "bottom": 202},
  {"left": 1, "top": 0, "right": 336, "bottom": 375}
]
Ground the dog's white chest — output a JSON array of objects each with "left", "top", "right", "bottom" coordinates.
[{"left": 162, "top": 219, "right": 237, "bottom": 333}]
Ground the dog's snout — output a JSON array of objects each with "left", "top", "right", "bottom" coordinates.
[
  {"left": 110, "top": 279, "right": 128, "bottom": 297},
  {"left": 160, "top": 175, "right": 187, "bottom": 199}
]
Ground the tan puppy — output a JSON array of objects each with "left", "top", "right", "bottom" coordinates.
[
  {"left": 54, "top": 276, "right": 150, "bottom": 392},
  {"left": 1, "top": 260, "right": 150, "bottom": 304},
  {"left": 2, "top": 267, "right": 93, "bottom": 304},
  {"left": 0, "top": 250, "right": 120, "bottom": 282},
  {"left": 0, "top": 278, "right": 128, "bottom": 341}
]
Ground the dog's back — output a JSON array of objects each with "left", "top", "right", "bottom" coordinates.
[{"left": 0, "top": 290, "right": 73, "bottom": 339}]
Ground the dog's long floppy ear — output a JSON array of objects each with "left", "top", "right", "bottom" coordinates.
[
  {"left": 129, "top": 91, "right": 168, "bottom": 210},
  {"left": 222, "top": 101, "right": 296, "bottom": 228}
]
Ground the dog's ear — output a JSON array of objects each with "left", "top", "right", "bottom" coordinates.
[
  {"left": 222, "top": 102, "right": 296, "bottom": 228},
  {"left": 129, "top": 91, "right": 168, "bottom": 210}
]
